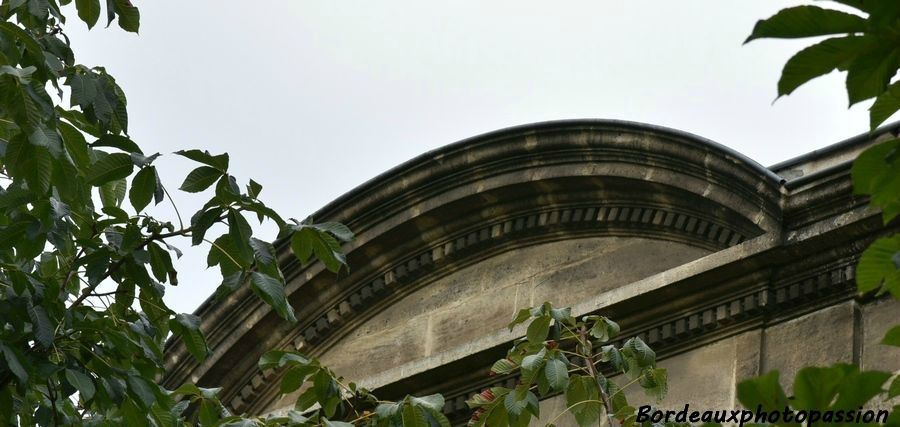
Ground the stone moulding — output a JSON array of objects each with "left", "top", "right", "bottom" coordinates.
[{"left": 162, "top": 119, "right": 899, "bottom": 418}]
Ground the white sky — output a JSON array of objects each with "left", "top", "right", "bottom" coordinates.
[{"left": 67, "top": 1, "right": 874, "bottom": 314}]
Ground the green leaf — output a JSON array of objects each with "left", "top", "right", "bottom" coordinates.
[
  {"left": 247, "top": 179, "right": 262, "bottom": 198},
  {"left": 745, "top": 6, "right": 867, "bottom": 43},
  {"left": 250, "top": 272, "right": 296, "bottom": 323},
  {"left": 544, "top": 358, "right": 569, "bottom": 391},
  {"left": 280, "top": 365, "right": 316, "bottom": 394},
  {"left": 65, "top": 369, "right": 97, "bottom": 401},
  {"left": 411, "top": 394, "right": 445, "bottom": 412},
  {"left": 175, "top": 149, "right": 229, "bottom": 172},
  {"left": 623, "top": 337, "right": 655, "bottom": 367},
  {"left": 190, "top": 207, "right": 223, "bottom": 246},
  {"left": 508, "top": 308, "right": 532, "bottom": 331},
  {"left": 869, "top": 82, "right": 900, "bottom": 129},
  {"left": 793, "top": 365, "right": 849, "bottom": 411},
  {"left": 129, "top": 166, "right": 156, "bottom": 212},
  {"left": 566, "top": 375, "right": 601, "bottom": 427},
  {"left": 589, "top": 317, "right": 620, "bottom": 342},
  {"left": 147, "top": 242, "right": 173, "bottom": 283},
  {"left": 112, "top": 0, "right": 140, "bottom": 32},
  {"left": 831, "top": 367, "right": 891, "bottom": 411},
  {"left": 856, "top": 235, "right": 900, "bottom": 297},
  {"left": 736, "top": 371, "right": 791, "bottom": 413},
  {"left": 207, "top": 234, "right": 251, "bottom": 275},
  {"left": 27, "top": 302, "right": 53, "bottom": 348},
  {"left": 171, "top": 313, "right": 208, "bottom": 361},
  {"left": 99, "top": 178, "right": 126, "bottom": 208},
  {"left": 638, "top": 368, "right": 667, "bottom": 400},
  {"left": 249, "top": 237, "right": 276, "bottom": 265},
  {"left": 126, "top": 375, "right": 157, "bottom": 409},
  {"left": 58, "top": 121, "right": 91, "bottom": 172},
  {"left": 526, "top": 315, "right": 551, "bottom": 344},
  {"left": 227, "top": 209, "right": 253, "bottom": 262},
  {"left": 777, "top": 35, "right": 875, "bottom": 97},
  {"left": 290, "top": 226, "right": 347, "bottom": 272},
  {"left": 0, "top": 343, "right": 28, "bottom": 383},
  {"left": 5, "top": 136, "right": 53, "bottom": 194},
  {"left": 852, "top": 139, "right": 900, "bottom": 222},
  {"left": 491, "top": 358, "right": 517, "bottom": 375},
  {"left": 600, "top": 345, "right": 625, "bottom": 372},
  {"left": 846, "top": 46, "right": 900, "bottom": 106},
  {"left": 87, "top": 152, "right": 134, "bottom": 186},
  {"left": 93, "top": 134, "right": 142, "bottom": 154},
  {"left": 882, "top": 325, "right": 900, "bottom": 347},
  {"left": 179, "top": 166, "right": 222, "bottom": 193},
  {"left": 313, "top": 222, "right": 355, "bottom": 242},
  {"left": 889, "top": 376, "right": 900, "bottom": 399},
  {"left": 520, "top": 349, "right": 546, "bottom": 385}
]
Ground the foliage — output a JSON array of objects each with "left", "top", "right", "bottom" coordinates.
[
  {"left": 466, "top": 304, "right": 666, "bottom": 427},
  {"left": 0, "top": 1, "right": 355, "bottom": 425},
  {"left": 0, "top": 2, "right": 668, "bottom": 426},
  {"left": 742, "top": 3, "right": 900, "bottom": 425}
]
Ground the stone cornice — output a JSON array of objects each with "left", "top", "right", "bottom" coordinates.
[{"left": 162, "top": 120, "right": 897, "bottom": 417}]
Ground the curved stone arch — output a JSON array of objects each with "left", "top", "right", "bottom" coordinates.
[{"left": 162, "top": 119, "right": 786, "bottom": 414}]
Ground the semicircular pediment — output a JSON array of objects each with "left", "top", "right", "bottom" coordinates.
[{"left": 162, "top": 120, "right": 785, "bottom": 415}]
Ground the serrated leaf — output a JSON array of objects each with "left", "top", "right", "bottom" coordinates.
[
  {"left": 882, "top": 325, "right": 900, "bottom": 347},
  {"left": 846, "top": 46, "right": 900, "bottom": 106},
  {"left": 179, "top": 166, "right": 222, "bottom": 193},
  {"left": 745, "top": 6, "right": 867, "bottom": 43},
  {"left": 736, "top": 371, "right": 790, "bottom": 413},
  {"left": 852, "top": 139, "right": 900, "bottom": 222},
  {"left": 508, "top": 308, "right": 532, "bottom": 331},
  {"left": 526, "top": 315, "right": 551, "bottom": 344},
  {"left": 313, "top": 221, "right": 354, "bottom": 242},
  {"left": 290, "top": 226, "right": 347, "bottom": 272},
  {"left": 227, "top": 209, "right": 253, "bottom": 262},
  {"left": 870, "top": 82, "right": 900, "bottom": 129},
  {"left": 856, "top": 235, "right": 900, "bottom": 297},
  {"left": 544, "top": 358, "right": 569, "bottom": 391},
  {"left": 0, "top": 344, "right": 27, "bottom": 383},
  {"left": 280, "top": 365, "right": 315, "bottom": 394},
  {"left": 589, "top": 316, "right": 620, "bottom": 342},
  {"left": 889, "top": 376, "right": 900, "bottom": 399},
  {"left": 247, "top": 179, "right": 262, "bottom": 198},
  {"left": 248, "top": 237, "right": 276, "bottom": 265},
  {"left": 175, "top": 149, "right": 229, "bottom": 171},
  {"left": 639, "top": 367, "right": 667, "bottom": 400},
  {"left": 172, "top": 313, "right": 207, "bottom": 361},
  {"left": 112, "top": 0, "right": 140, "bottom": 32},
  {"left": 126, "top": 375, "right": 156, "bottom": 409},
  {"left": 87, "top": 152, "right": 133, "bottom": 186},
  {"left": 27, "top": 302, "right": 53, "bottom": 348},
  {"left": 129, "top": 166, "right": 156, "bottom": 212},
  {"left": 491, "top": 358, "right": 517, "bottom": 375},
  {"left": 190, "top": 207, "right": 223, "bottom": 246},
  {"left": 566, "top": 375, "right": 601, "bottom": 427},
  {"left": 623, "top": 337, "right": 655, "bottom": 367},
  {"left": 147, "top": 242, "right": 173, "bottom": 283},
  {"left": 65, "top": 369, "right": 96, "bottom": 401},
  {"left": 778, "top": 35, "right": 875, "bottom": 97},
  {"left": 250, "top": 272, "right": 296, "bottom": 323},
  {"left": 93, "top": 134, "right": 142, "bottom": 154}
]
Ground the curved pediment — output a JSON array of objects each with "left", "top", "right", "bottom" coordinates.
[{"left": 163, "top": 120, "right": 786, "bottom": 414}]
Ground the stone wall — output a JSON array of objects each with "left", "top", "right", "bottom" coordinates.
[{"left": 161, "top": 120, "right": 900, "bottom": 421}]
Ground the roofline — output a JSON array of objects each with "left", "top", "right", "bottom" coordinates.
[
  {"left": 768, "top": 120, "right": 900, "bottom": 172},
  {"left": 309, "top": 119, "right": 785, "bottom": 222}
]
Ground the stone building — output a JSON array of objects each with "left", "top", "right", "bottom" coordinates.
[{"left": 163, "top": 120, "right": 900, "bottom": 425}]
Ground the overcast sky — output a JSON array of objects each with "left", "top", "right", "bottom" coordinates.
[{"left": 67, "top": 1, "right": 873, "bottom": 314}]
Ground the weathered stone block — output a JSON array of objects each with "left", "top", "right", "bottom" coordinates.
[{"left": 761, "top": 302, "right": 855, "bottom": 393}]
